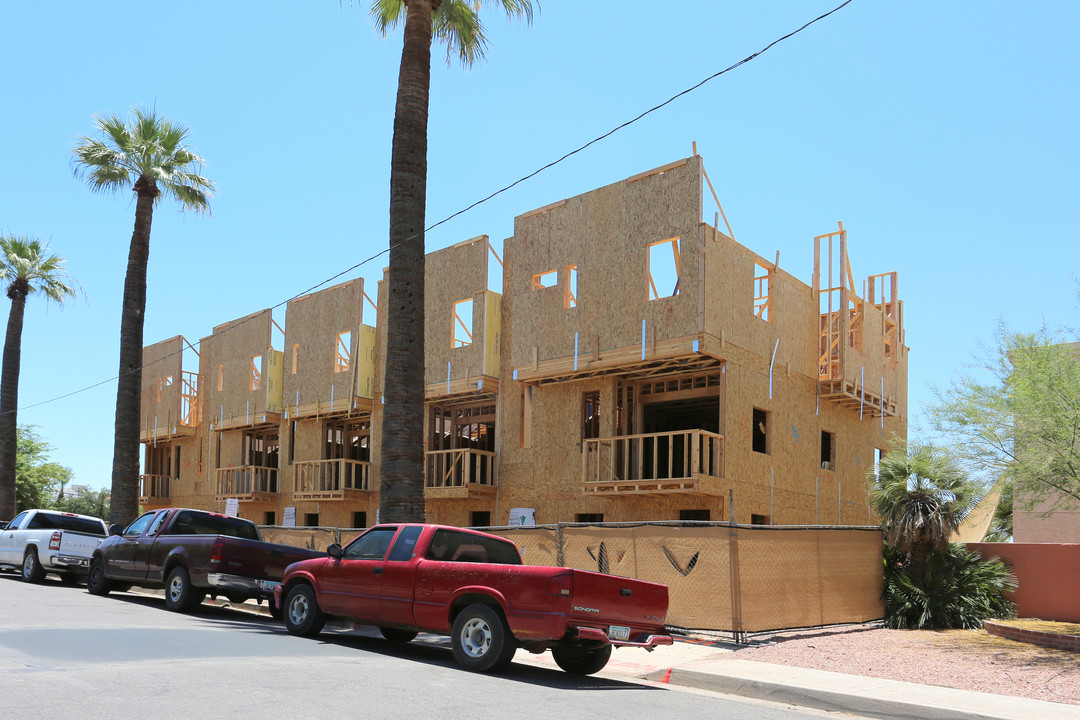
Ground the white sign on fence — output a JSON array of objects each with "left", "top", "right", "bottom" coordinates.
[{"left": 225, "top": 498, "right": 239, "bottom": 517}]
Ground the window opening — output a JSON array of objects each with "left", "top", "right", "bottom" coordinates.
[
  {"left": 335, "top": 332, "right": 352, "bottom": 373},
  {"left": 750, "top": 513, "right": 770, "bottom": 525},
  {"left": 564, "top": 265, "right": 578, "bottom": 308},
  {"left": 291, "top": 344, "right": 299, "bottom": 375},
  {"left": 752, "top": 408, "right": 769, "bottom": 455},
  {"left": 351, "top": 511, "right": 367, "bottom": 528},
  {"left": 647, "top": 237, "right": 681, "bottom": 300},
  {"left": 680, "top": 509, "right": 711, "bottom": 522},
  {"left": 582, "top": 391, "right": 600, "bottom": 441},
  {"left": 531, "top": 269, "right": 558, "bottom": 290},
  {"left": 452, "top": 298, "right": 474, "bottom": 348},
  {"left": 471, "top": 510, "right": 491, "bottom": 527},
  {"left": 324, "top": 419, "right": 371, "bottom": 461},
  {"left": 264, "top": 511, "right": 276, "bottom": 525},
  {"left": 753, "top": 261, "right": 771, "bottom": 321},
  {"left": 250, "top": 356, "right": 263, "bottom": 391},
  {"left": 821, "top": 430, "right": 835, "bottom": 470},
  {"left": 575, "top": 513, "right": 604, "bottom": 524},
  {"left": 304, "top": 513, "right": 319, "bottom": 527},
  {"left": 217, "top": 364, "right": 223, "bottom": 392}
]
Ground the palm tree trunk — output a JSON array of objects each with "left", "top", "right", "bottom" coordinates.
[
  {"left": 379, "top": 0, "right": 433, "bottom": 523},
  {"left": 110, "top": 188, "right": 154, "bottom": 525},
  {"left": 0, "top": 292, "right": 27, "bottom": 518}
]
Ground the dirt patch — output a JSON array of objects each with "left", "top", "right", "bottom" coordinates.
[{"left": 708, "top": 622, "right": 1080, "bottom": 706}]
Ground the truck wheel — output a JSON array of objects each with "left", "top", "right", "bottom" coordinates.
[
  {"left": 283, "top": 584, "right": 325, "bottom": 637},
  {"left": 165, "top": 567, "right": 205, "bottom": 612},
  {"left": 22, "top": 548, "right": 46, "bottom": 583},
  {"left": 87, "top": 557, "right": 112, "bottom": 596},
  {"left": 551, "top": 642, "right": 613, "bottom": 675},
  {"left": 380, "top": 627, "right": 419, "bottom": 643},
  {"left": 450, "top": 604, "right": 517, "bottom": 673}
]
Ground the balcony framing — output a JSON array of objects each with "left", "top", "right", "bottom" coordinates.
[
  {"left": 425, "top": 448, "right": 498, "bottom": 500},
  {"left": 216, "top": 465, "right": 279, "bottom": 502},
  {"left": 293, "top": 458, "right": 371, "bottom": 501},
  {"left": 139, "top": 474, "right": 171, "bottom": 504},
  {"left": 583, "top": 429, "right": 724, "bottom": 495}
]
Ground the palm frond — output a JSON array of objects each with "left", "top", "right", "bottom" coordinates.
[
  {"left": 0, "top": 234, "right": 79, "bottom": 306},
  {"left": 369, "top": 0, "right": 405, "bottom": 35}
]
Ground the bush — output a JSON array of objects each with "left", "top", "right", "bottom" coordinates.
[{"left": 883, "top": 543, "right": 1016, "bottom": 629}]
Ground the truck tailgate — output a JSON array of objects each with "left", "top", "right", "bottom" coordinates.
[
  {"left": 59, "top": 532, "right": 103, "bottom": 558},
  {"left": 568, "top": 570, "right": 668, "bottom": 631},
  {"left": 217, "top": 538, "right": 322, "bottom": 582}
]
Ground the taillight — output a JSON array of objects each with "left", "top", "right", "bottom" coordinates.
[
  {"left": 210, "top": 538, "right": 224, "bottom": 565},
  {"left": 548, "top": 572, "right": 573, "bottom": 597},
  {"left": 49, "top": 532, "right": 61, "bottom": 551}
]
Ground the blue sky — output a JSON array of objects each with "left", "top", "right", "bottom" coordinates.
[{"left": 1, "top": 1, "right": 1077, "bottom": 491}]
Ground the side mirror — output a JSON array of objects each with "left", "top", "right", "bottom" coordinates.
[
  {"left": 109, "top": 524, "right": 124, "bottom": 536},
  {"left": 327, "top": 543, "right": 343, "bottom": 559}
]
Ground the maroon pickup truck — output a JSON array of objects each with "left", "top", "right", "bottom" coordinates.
[
  {"left": 88, "top": 508, "right": 321, "bottom": 614},
  {"left": 275, "top": 523, "right": 672, "bottom": 674}
]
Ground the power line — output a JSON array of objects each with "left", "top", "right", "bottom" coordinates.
[{"left": 13, "top": 0, "right": 854, "bottom": 416}]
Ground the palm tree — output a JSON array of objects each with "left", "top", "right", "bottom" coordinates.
[
  {"left": 370, "top": 0, "right": 536, "bottom": 522},
  {"left": 72, "top": 108, "right": 214, "bottom": 525},
  {"left": 870, "top": 443, "right": 976, "bottom": 588},
  {"left": 0, "top": 235, "right": 77, "bottom": 519}
]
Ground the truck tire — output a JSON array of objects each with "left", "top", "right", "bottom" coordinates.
[
  {"left": 551, "top": 642, "right": 613, "bottom": 675},
  {"left": 283, "top": 584, "right": 325, "bottom": 637},
  {"left": 379, "top": 627, "right": 419, "bottom": 643},
  {"left": 450, "top": 604, "right": 517, "bottom": 673},
  {"left": 165, "top": 566, "right": 205, "bottom": 612},
  {"left": 87, "top": 557, "right": 112, "bottom": 596},
  {"left": 22, "top": 548, "right": 46, "bottom": 583}
]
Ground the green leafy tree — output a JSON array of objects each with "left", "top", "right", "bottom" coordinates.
[
  {"left": 871, "top": 443, "right": 976, "bottom": 588},
  {"left": 55, "top": 486, "right": 111, "bottom": 521},
  {"left": 72, "top": 108, "right": 214, "bottom": 525},
  {"left": 930, "top": 323, "right": 1080, "bottom": 514},
  {"left": 370, "top": 0, "right": 536, "bottom": 522},
  {"left": 871, "top": 443, "right": 1015, "bottom": 628},
  {"left": 13, "top": 426, "right": 68, "bottom": 513},
  {"left": 0, "top": 235, "right": 77, "bottom": 519},
  {"left": 984, "top": 480, "right": 1013, "bottom": 542}
]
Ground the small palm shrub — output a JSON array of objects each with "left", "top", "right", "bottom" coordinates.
[{"left": 882, "top": 543, "right": 1016, "bottom": 629}]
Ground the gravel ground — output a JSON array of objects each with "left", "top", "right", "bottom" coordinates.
[{"left": 708, "top": 624, "right": 1080, "bottom": 706}]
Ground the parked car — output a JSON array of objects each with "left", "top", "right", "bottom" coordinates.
[
  {"left": 0, "top": 509, "right": 109, "bottom": 583},
  {"left": 275, "top": 523, "right": 672, "bottom": 674},
  {"left": 88, "top": 508, "right": 322, "bottom": 614}
]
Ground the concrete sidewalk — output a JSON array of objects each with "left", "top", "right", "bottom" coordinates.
[{"left": 514, "top": 638, "right": 1077, "bottom": 720}]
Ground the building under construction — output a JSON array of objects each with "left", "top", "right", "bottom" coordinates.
[{"left": 138, "top": 154, "right": 908, "bottom": 528}]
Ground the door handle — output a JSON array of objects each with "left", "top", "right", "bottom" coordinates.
[{"left": 373, "top": 567, "right": 383, "bottom": 575}]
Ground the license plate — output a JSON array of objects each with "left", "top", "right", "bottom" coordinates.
[
  {"left": 257, "top": 580, "right": 280, "bottom": 592},
  {"left": 608, "top": 625, "right": 631, "bottom": 641}
]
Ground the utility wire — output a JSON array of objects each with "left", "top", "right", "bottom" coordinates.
[{"left": 14, "top": 0, "right": 854, "bottom": 416}]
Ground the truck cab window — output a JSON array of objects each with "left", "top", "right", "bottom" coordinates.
[
  {"left": 124, "top": 513, "right": 157, "bottom": 537},
  {"left": 387, "top": 526, "right": 423, "bottom": 562},
  {"left": 343, "top": 528, "right": 397, "bottom": 560}
]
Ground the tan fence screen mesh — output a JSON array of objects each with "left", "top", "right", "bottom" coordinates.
[{"left": 260, "top": 522, "right": 883, "bottom": 633}]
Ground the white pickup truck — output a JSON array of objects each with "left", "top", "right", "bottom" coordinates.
[{"left": 0, "top": 509, "right": 109, "bottom": 584}]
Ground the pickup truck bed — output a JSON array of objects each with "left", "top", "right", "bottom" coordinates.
[
  {"left": 0, "top": 509, "right": 108, "bottom": 583},
  {"left": 89, "top": 508, "right": 322, "bottom": 613},
  {"left": 276, "top": 523, "right": 672, "bottom": 674}
]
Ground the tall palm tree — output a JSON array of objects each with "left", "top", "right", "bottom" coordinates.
[
  {"left": 72, "top": 108, "right": 214, "bottom": 525},
  {"left": 370, "top": 0, "right": 536, "bottom": 522},
  {"left": 870, "top": 443, "right": 976, "bottom": 588},
  {"left": 0, "top": 236, "right": 77, "bottom": 519}
]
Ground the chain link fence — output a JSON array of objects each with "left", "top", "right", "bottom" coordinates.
[{"left": 258, "top": 521, "right": 884, "bottom": 635}]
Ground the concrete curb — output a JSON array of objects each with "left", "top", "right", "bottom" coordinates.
[{"left": 648, "top": 659, "right": 1078, "bottom": 720}]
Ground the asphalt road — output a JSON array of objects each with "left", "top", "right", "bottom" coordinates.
[{"left": 0, "top": 572, "right": 831, "bottom": 720}]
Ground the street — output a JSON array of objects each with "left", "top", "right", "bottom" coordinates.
[{"left": 0, "top": 573, "right": 832, "bottom": 720}]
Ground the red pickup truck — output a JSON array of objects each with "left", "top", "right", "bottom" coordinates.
[
  {"left": 88, "top": 508, "right": 322, "bottom": 614},
  {"left": 275, "top": 523, "right": 672, "bottom": 674}
]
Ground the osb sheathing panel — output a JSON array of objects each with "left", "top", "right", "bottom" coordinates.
[
  {"left": 424, "top": 238, "right": 498, "bottom": 385},
  {"left": 282, "top": 279, "right": 366, "bottom": 407},
  {"left": 140, "top": 336, "right": 185, "bottom": 428},
  {"left": 505, "top": 157, "right": 703, "bottom": 369},
  {"left": 200, "top": 309, "right": 274, "bottom": 423}
]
